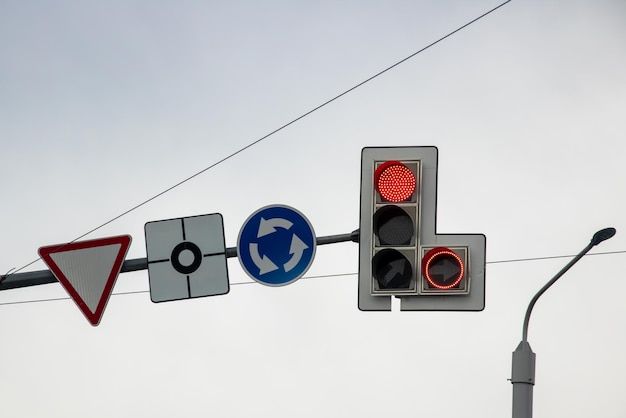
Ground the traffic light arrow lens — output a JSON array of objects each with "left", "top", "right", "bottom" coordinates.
[
  {"left": 372, "top": 249, "right": 412, "bottom": 290},
  {"left": 423, "top": 248, "right": 465, "bottom": 289},
  {"left": 380, "top": 259, "right": 411, "bottom": 288},
  {"left": 429, "top": 258, "right": 461, "bottom": 283},
  {"left": 384, "top": 259, "right": 408, "bottom": 283}
]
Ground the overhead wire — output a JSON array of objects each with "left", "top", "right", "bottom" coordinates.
[
  {"left": 1, "top": 249, "right": 624, "bottom": 307},
  {"left": 4, "top": 0, "right": 513, "bottom": 279}
]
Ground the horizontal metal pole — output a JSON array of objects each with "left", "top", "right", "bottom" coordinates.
[{"left": 0, "top": 230, "right": 359, "bottom": 291}]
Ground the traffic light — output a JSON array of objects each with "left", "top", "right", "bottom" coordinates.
[
  {"left": 358, "top": 146, "right": 486, "bottom": 311},
  {"left": 420, "top": 246, "right": 468, "bottom": 294}
]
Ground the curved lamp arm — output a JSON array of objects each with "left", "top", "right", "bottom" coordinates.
[{"left": 521, "top": 227, "right": 616, "bottom": 342}]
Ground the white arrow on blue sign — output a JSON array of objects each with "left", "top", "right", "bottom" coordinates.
[{"left": 237, "top": 205, "right": 316, "bottom": 286}]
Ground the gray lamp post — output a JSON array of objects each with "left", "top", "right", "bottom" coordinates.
[{"left": 510, "top": 227, "right": 616, "bottom": 418}]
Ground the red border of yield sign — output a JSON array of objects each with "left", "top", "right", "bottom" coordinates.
[{"left": 38, "top": 235, "right": 132, "bottom": 326}]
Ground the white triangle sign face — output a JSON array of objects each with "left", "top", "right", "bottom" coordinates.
[{"left": 38, "top": 235, "right": 132, "bottom": 326}]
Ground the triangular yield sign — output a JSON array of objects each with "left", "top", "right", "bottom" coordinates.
[{"left": 38, "top": 235, "right": 132, "bottom": 326}]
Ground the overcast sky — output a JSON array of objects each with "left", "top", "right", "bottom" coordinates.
[{"left": 2, "top": 1, "right": 626, "bottom": 417}]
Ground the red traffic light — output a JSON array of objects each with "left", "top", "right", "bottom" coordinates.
[
  {"left": 374, "top": 161, "right": 416, "bottom": 202},
  {"left": 421, "top": 247, "right": 464, "bottom": 290}
]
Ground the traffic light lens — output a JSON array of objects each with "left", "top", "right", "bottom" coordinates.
[
  {"left": 373, "top": 205, "right": 414, "bottom": 245},
  {"left": 372, "top": 249, "right": 412, "bottom": 289},
  {"left": 375, "top": 161, "right": 416, "bottom": 202},
  {"left": 422, "top": 248, "right": 464, "bottom": 290}
]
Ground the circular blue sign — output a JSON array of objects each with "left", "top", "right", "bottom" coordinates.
[{"left": 237, "top": 205, "right": 316, "bottom": 286}]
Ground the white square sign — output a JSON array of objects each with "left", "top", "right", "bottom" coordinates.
[{"left": 144, "top": 213, "right": 229, "bottom": 303}]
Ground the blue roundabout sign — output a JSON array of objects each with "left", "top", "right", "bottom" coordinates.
[{"left": 237, "top": 205, "right": 316, "bottom": 286}]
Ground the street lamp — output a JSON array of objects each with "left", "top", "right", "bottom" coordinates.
[{"left": 510, "top": 227, "right": 616, "bottom": 418}]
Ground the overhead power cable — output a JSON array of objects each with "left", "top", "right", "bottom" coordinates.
[
  {"left": 3, "top": 0, "right": 513, "bottom": 279},
  {"left": 1, "top": 248, "right": 624, "bottom": 307}
]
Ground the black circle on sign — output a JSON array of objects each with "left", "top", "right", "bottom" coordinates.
[{"left": 170, "top": 241, "right": 202, "bottom": 274}]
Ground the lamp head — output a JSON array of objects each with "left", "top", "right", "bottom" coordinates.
[{"left": 591, "top": 227, "right": 616, "bottom": 246}]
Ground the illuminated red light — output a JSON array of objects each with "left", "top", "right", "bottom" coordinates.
[
  {"left": 422, "top": 247, "right": 464, "bottom": 290},
  {"left": 374, "top": 161, "right": 416, "bottom": 202}
]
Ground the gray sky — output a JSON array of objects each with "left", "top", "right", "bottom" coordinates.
[{"left": 2, "top": 1, "right": 626, "bottom": 417}]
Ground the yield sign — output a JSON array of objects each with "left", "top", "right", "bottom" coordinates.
[{"left": 38, "top": 235, "right": 132, "bottom": 326}]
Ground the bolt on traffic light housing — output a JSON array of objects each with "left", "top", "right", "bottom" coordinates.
[{"left": 358, "top": 146, "right": 486, "bottom": 311}]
